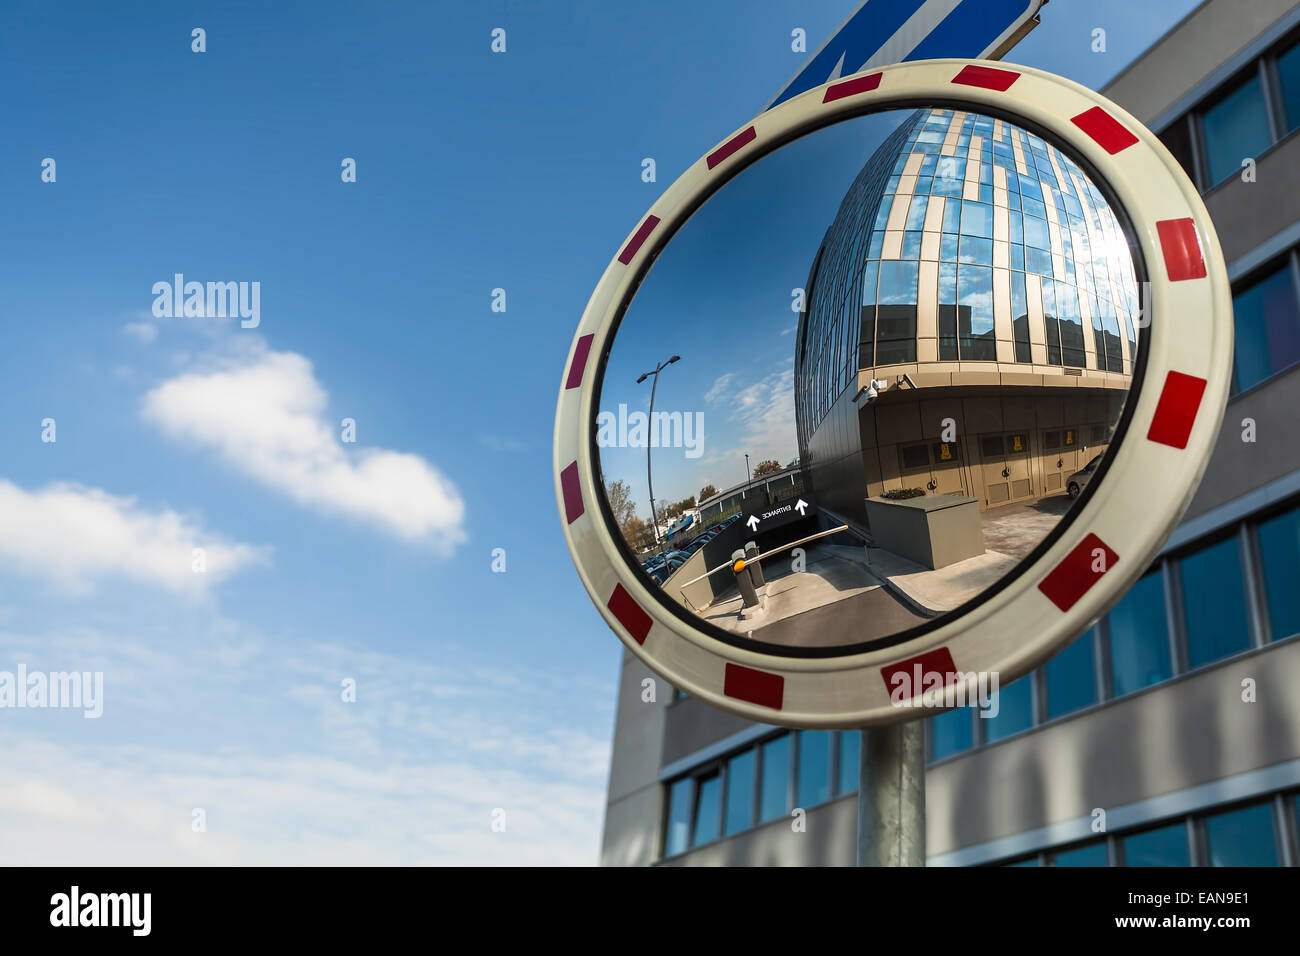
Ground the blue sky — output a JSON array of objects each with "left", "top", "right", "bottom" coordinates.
[
  {"left": 600, "top": 110, "right": 907, "bottom": 512},
  {"left": 0, "top": 0, "right": 1202, "bottom": 864}
]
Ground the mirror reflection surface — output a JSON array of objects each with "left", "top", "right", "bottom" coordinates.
[{"left": 596, "top": 106, "right": 1143, "bottom": 653}]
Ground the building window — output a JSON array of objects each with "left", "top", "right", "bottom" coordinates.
[
  {"left": 1106, "top": 569, "right": 1172, "bottom": 697},
  {"left": 1011, "top": 270, "right": 1031, "bottom": 362},
  {"left": 1044, "top": 630, "right": 1097, "bottom": 719},
  {"left": 982, "top": 672, "right": 1034, "bottom": 743},
  {"left": 1256, "top": 501, "right": 1300, "bottom": 641},
  {"left": 723, "top": 750, "right": 756, "bottom": 836},
  {"left": 837, "top": 731, "right": 860, "bottom": 795},
  {"left": 1275, "top": 36, "right": 1300, "bottom": 135},
  {"left": 1121, "top": 822, "right": 1190, "bottom": 866},
  {"left": 691, "top": 774, "right": 722, "bottom": 847},
  {"left": 929, "top": 706, "right": 974, "bottom": 761},
  {"left": 1180, "top": 535, "right": 1252, "bottom": 670},
  {"left": 1203, "top": 802, "right": 1279, "bottom": 866},
  {"left": 664, "top": 778, "right": 693, "bottom": 856},
  {"left": 958, "top": 265, "right": 996, "bottom": 360},
  {"left": 758, "top": 734, "right": 790, "bottom": 822},
  {"left": 1198, "top": 71, "right": 1273, "bottom": 187},
  {"left": 797, "top": 730, "right": 832, "bottom": 808},
  {"left": 1230, "top": 258, "right": 1300, "bottom": 395},
  {"left": 1049, "top": 841, "right": 1108, "bottom": 866}
]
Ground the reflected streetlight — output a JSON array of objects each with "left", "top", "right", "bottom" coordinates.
[{"left": 636, "top": 355, "right": 681, "bottom": 562}]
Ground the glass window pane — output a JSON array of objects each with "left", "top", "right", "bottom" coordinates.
[
  {"left": 1278, "top": 39, "right": 1300, "bottom": 134},
  {"left": 838, "top": 731, "right": 860, "bottom": 795},
  {"left": 797, "top": 730, "right": 831, "bottom": 808},
  {"left": 958, "top": 264, "right": 996, "bottom": 360},
  {"left": 1023, "top": 214, "right": 1050, "bottom": 249},
  {"left": 929, "top": 706, "right": 973, "bottom": 761},
  {"left": 983, "top": 672, "right": 1034, "bottom": 743},
  {"left": 1045, "top": 630, "right": 1097, "bottom": 719},
  {"left": 961, "top": 201, "right": 993, "bottom": 238},
  {"left": 1200, "top": 72, "right": 1272, "bottom": 186},
  {"left": 1257, "top": 504, "right": 1300, "bottom": 641},
  {"left": 719, "top": 751, "right": 756, "bottom": 837},
  {"left": 877, "top": 296, "right": 918, "bottom": 365},
  {"left": 1050, "top": 842, "right": 1108, "bottom": 866},
  {"left": 759, "top": 735, "right": 790, "bottom": 822},
  {"left": 1204, "top": 802, "right": 1278, "bottom": 866},
  {"left": 1107, "top": 570, "right": 1172, "bottom": 697},
  {"left": 942, "top": 195, "right": 962, "bottom": 233},
  {"left": 879, "top": 260, "right": 919, "bottom": 304},
  {"left": 691, "top": 775, "right": 721, "bottom": 847},
  {"left": 1181, "top": 536, "right": 1251, "bottom": 669},
  {"left": 665, "top": 778, "right": 693, "bottom": 856},
  {"left": 1231, "top": 262, "right": 1300, "bottom": 394},
  {"left": 1122, "top": 822, "right": 1190, "bottom": 866},
  {"left": 906, "top": 194, "right": 929, "bottom": 231}
]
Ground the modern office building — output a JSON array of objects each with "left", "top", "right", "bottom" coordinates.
[
  {"left": 795, "top": 107, "right": 1138, "bottom": 524},
  {"left": 600, "top": 0, "right": 1300, "bottom": 867}
]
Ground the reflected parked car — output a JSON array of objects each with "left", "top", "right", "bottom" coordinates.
[
  {"left": 646, "top": 555, "right": 686, "bottom": 585},
  {"left": 643, "top": 549, "right": 689, "bottom": 572},
  {"left": 1067, "top": 455, "right": 1102, "bottom": 498}
]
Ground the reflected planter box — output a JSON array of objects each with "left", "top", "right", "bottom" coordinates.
[{"left": 864, "top": 493, "right": 984, "bottom": 570}]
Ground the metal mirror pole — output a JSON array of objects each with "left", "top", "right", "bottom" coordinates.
[{"left": 857, "top": 719, "right": 925, "bottom": 866}]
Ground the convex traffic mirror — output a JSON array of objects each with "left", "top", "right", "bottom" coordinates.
[{"left": 557, "top": 61, "right": 1233, "bottom": 727}]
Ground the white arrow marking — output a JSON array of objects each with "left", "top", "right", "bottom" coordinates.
[
  {"left": 795, "top": 499, "right": 808, "bottom": 516},
  {"left": 746, "top": 515, "right": 760, "bottom": 531}
]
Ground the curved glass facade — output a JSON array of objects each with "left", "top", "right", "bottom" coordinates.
[{"left": 796, "top": 108, "right": 1141, "bottom": 441}]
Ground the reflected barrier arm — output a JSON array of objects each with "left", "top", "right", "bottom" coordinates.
[{"left": 676, "top": 524, "right": 850, "bottom": 591}]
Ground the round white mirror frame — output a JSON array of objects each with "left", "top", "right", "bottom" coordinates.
[{"left": 555, "top": 59, "right": 1232, "bottom": 729}]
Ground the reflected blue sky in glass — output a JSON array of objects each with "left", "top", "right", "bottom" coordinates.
[
  {"left": 1122, "top": 822, "right": 1189, "bottom": 866},
  {"left": 1205, "top": 803, "right": 1278, "bottom": 866},
  {"left": 1257, "top": 504, "right": 1300, "bottom": 641},
  {"left": 759, "top": 734, "right": 790, "bottom": 822},
  {"left": 724, "top": 750, "right": 756, "bottom": 836},
  {"left": 1181, "top": 536, "right": 1251, "bottom": 669},
  {"left": 838, "top": 731, "right": 860, "bottom": 795},
  {"left": 1051, "top": 842, "right": 1108, "bottom": 866},
  {"left": 1201, "top": 74, "right": 1272, "bottom": 186},
  {"left": 797, "top": 730, "right": 831, "bottom": 808},
  {"left": 1107, "top": 571, "right": 1171, "bottom": 696},
  {"left": 1045, "top": 630, "right": 1097, "bottom": 719},
  {"left": 665, "top": 778, "right": 692, "bottom": 856},
  {"left": 984, "top": 674, "right": 1033, "bottom": 743},
  {"left": 691, "top": 775, "right": 721, "bottom": 847}
]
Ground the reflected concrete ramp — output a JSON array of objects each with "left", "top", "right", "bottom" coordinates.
[
  {"left": 697, "top": 542, "right": 927, "bottom": 647},
  {"left": 866, "top": 547, "right": 1020, "bottom": 614}
]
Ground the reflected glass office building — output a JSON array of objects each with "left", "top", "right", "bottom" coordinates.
[{"left": 795, "top": 107, "right": 1141, "bottom": 525}]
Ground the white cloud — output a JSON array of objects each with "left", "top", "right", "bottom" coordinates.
[
  {"left": 701, "top": 362, "right": 798, "bottom": 473},
  {"left": 142, "top": 346, "right": 466, "bottom": 550},
  {"left": 704, "top": 372, "right": 736, "bottom": 405},
  {"left": 122, "top": 322, "right": 158, "bottom": 344},
  {"left": 0, "top": 625, "right": 609, "bottom": 865},
  {"left": 0, "top": 480, "right": 267, "bottom": 594}
]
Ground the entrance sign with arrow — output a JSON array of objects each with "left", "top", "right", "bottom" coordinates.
[{"left": 742, "top": 495, "right": 818, "bottom": 535}]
